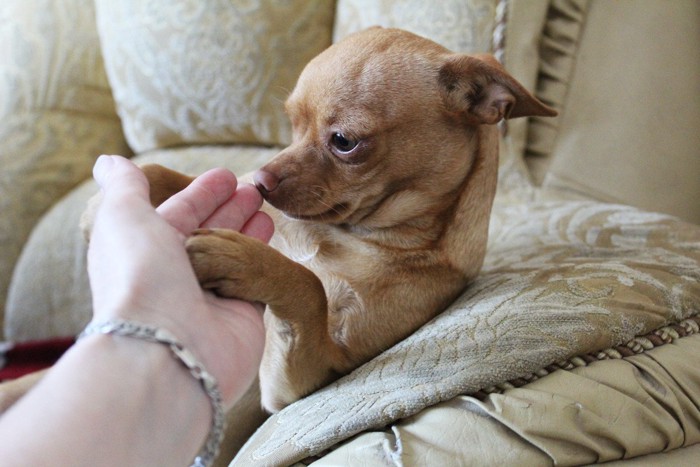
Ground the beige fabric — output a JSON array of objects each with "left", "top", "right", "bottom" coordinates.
[
  {"left": 531, "top": 0, "right": 700, "bottom": 224},
  {"left": 5, "top": 146, "right": 278, "bottom": 341},
  {"left": 496, "top": 0, "right": 550, "bottom": 194},
  {"left": 302, "top": 400, "right": 552, "bottom": 466},
  {"left": 0, "top": 0, "right": 129, "bottom": 337},
  {"left": 524, "top": 0, "right": 589, "bottom": 185},
  {"left": 479, "top": 335, "right": 700, "bottom": 463},
  {"left": 306, "top": 333, "right": 700, "bottom": 466},
  {"left": 94, "top": 0, "right": 335, "bottom": 153},
  {"left": 334, "top": 0, "right": 497, "bottom": 53},
  {"left": 231, "top": 201, "right": 700, "bottom": 466},
  {"left": 596, "top": 443, "right": 700, "bottom": 467}
]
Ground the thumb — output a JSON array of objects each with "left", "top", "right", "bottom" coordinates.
[
  {"left": 93, "top": 155, "right": 150, "bottom": 200},
  {"left": 90, "top": 155, "right": 154, "bottom": 235}
]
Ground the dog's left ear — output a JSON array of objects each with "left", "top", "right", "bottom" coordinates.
[{"left": 438, "top": 53, "right": 557, "bottom": 125}]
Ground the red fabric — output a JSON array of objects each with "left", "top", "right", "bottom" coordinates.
[{"left": 0, "top": 337, "right": 74, "bottom": 381}]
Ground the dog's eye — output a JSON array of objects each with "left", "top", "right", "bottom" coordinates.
[{"left": 330, "top": 132, "right": 359, "bottom": 154}]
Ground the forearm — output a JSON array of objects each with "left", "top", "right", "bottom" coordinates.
[{"left": 0, "top": 333, "right": 211, "bottom": 466}]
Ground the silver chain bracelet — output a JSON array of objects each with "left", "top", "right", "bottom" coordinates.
[{"left": 79, "top": 319, "right": 226, "bottom": 467}]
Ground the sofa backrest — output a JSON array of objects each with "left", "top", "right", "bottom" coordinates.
[
  {"left": 512, "top": 0, "right": 700, "bottom": 224},
  {"left": 94, "top": 0, "right": 336, "bottom": 153}
]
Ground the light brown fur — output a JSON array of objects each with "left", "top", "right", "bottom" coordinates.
[{"left": 0, "top": 27, "right": 555, "bottom": 456}]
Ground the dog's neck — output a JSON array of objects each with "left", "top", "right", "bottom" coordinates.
[
  {"left": 338, "top": 195, "right": 459, "bottom": 249},
  {"left": 271, "top": 125, "right": 499, "bottom": 282},
  {"left": 338, "top": 125, "right": 498, "bottom": 272},
  {"left": 440, "top": 125, "right": 499, "bottom": 279}
]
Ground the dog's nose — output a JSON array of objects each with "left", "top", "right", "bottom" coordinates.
[{"left": 253, "top": 169, "right": 280, "bottom": 195}]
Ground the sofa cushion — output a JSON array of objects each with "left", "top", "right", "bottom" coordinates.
[
  {"left": 526, "top": 0, "right": 700, "bottom": 224},
  {"left": 94, "top": 0, "right": 335, "bottom": 153},
  {"left": 334, "top": 0, "right": 496, "bottom": 53},
  {"left": 491, "top": 0, "right": 549, "bottom": 173},
  {"left": 4, "top": 146, "right": 278, "bottom": 341},
  {"left": 306, "top": 331, "right": 700, "bottom": 465},
  {"left": 0, "top": 0, "right": 129, "bottom": 337},
  {"left": 520, "top": 0, "right": 588, "bottom": 184}
]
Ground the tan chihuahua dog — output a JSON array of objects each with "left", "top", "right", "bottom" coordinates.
[
  {"left": 185, "top": 27, "right": 555, "bottom": 412},
  {"left": 0, "top": 28, "right": 555, "bottom": 419}
]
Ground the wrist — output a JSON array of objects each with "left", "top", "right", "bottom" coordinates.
[
  {"left": 79, "top": 319, "right": 224, "bottom": 466},
  {"left": 78, "top": 330, "right": 213, "bottom": 465},
  {"left": 0, "top": 328, "right": 213, "bottom": 467}
]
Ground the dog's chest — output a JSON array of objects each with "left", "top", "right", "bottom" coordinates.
[
  {"left": 272, "top": 225, "right": 376, "bottom": 276},
  {"left": 270, "top": 222, "right": 382, "bottom": 310}
]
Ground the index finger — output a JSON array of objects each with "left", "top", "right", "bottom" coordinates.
[
  {"left": 156, "top": 168, "right": 240, "bottom": 234},
  {"left": 200, "top": 183, "right": 265, "bottom": 231}
]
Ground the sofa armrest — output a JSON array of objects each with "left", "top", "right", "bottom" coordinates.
[{"left": 0, "top": 0, "right": 130, "bottom": 337}]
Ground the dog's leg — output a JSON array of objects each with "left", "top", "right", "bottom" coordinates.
[
  {"left": 140, "top": 164, "right": 196, "bottom": 207},
  {"left": 213, "top": 378, "right": 269, "bottom": 466},
  {"left": 0, "top": 370, "right": 46, "bottom": 414},
  {"left": 186, "top": 228, "right": 345, "bottom": 412}
]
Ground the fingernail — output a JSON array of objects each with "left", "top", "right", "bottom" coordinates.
[{"left": 93, "top": 155, "right": 115, "bottom": 186}]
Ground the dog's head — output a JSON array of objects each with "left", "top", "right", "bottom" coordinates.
[{"left": 254, "top": 27, "right": 555, "bottom": 228}]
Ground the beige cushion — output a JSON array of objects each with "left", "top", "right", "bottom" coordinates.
[
  {"left": 94, "top": 0, "right": 335, "bottom": 153},
  {"left": 307, "top": 333, "right": 700, "bottom": 465},
  {"left": 520, "top": 0, "right": 588, "bottom": 184},
  {"left": 492, "top": 0, "right": 551, "bottom": 203},
  {"left": 5, "top": 146, "right": 278, "bottom": 341},
  {"left": 498, "top": 0, "right": 550, "bottom": 178},
  {"left": 0, "top": 0, "right": 129, "bottom": 337},
  {"left": 334, "top": 0, "right": 496, "bottom": 53},
  {"left": 528, "top": 0, "right": 700, "bottom": 224}
]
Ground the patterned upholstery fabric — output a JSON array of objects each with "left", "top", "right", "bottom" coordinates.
[
  {"left": 334, "top": 0, "right": 496, "bottom": 53},
  {"left": 304, "top": 332, "right": 700, "bottom": 465},
  {"left": 94, "top": 0, "right": 335, "bottom": 152}
]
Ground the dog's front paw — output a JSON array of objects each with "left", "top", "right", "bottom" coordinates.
[{"left": 186, "top": 228, "right": 267, "bottom": 302}]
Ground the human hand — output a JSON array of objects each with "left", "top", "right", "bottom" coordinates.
[{"left": 86, "top": 155, "right": 273, "bottom": 407}]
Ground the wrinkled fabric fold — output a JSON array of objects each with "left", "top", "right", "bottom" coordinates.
[{"left": 525, "top": 0, "right": 590, "bottom": 184}]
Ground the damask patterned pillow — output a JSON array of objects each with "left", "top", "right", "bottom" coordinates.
[{"left": 95, "top": 0, "right": 335, "bottom": 153}]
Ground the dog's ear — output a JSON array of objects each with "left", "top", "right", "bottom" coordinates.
[{"left": 438, "top": 53, "right": 557, "bottom": 125}]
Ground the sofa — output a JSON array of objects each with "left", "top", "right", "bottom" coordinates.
[{"left": 1, "top": 0, "right": 699, "bottom": 465}]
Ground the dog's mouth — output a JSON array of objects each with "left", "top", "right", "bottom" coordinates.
[
  {"left": 274, "top": 188, "right": 402, "bottom": 226},
  {"left": 284, "top": 202, "right": 350, "bottom": 223}
]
